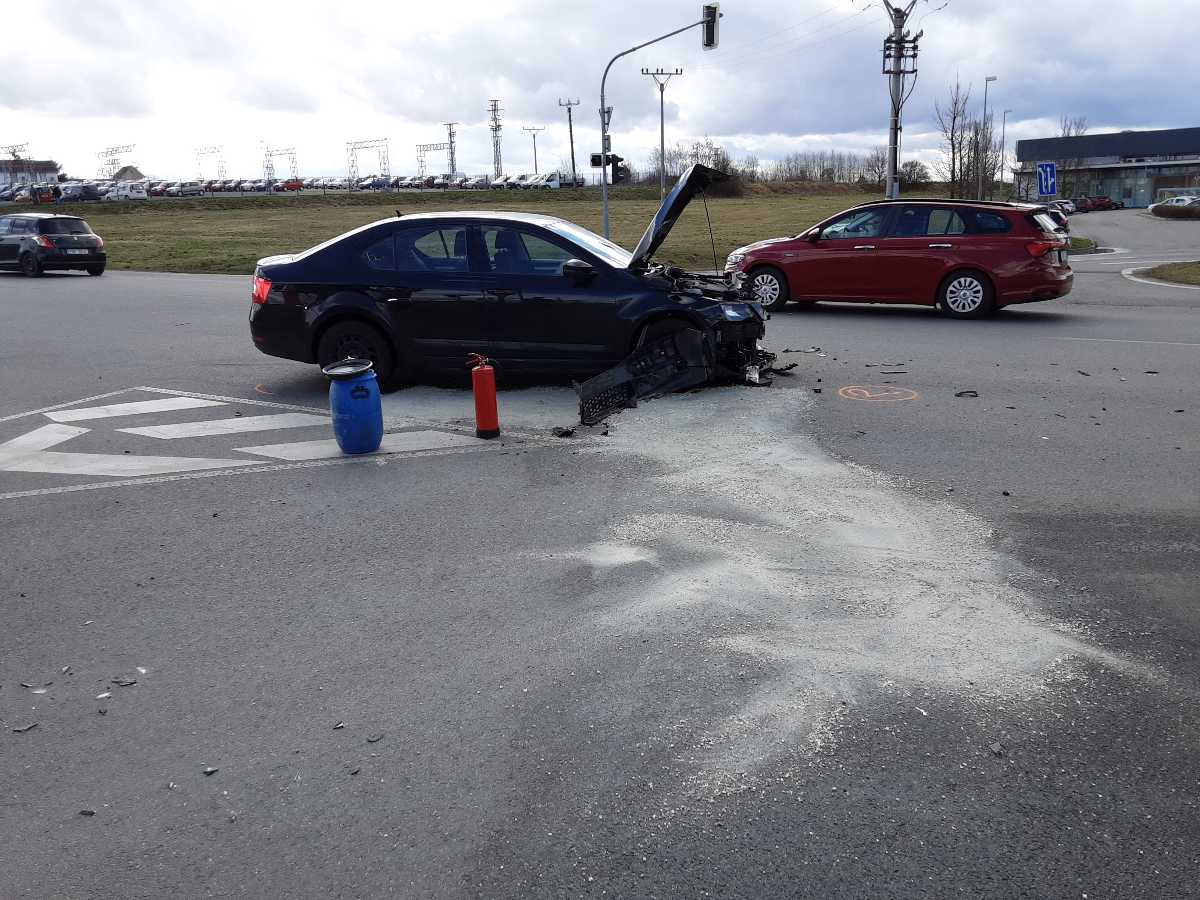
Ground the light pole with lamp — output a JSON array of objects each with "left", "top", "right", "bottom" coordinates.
[{"left": 977, "top": 75, "right": 997, "bottom": 200}]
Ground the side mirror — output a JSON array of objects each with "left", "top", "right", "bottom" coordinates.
[
  {"left": 562, "top": 258, "right": 596, "bottom": 281},
  {"left": 805, "top": 229, "right": 820, "bottom": 243}
]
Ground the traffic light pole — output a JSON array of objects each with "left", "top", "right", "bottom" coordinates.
[{"left": 599, "top": 17, "right": 707, "bottom": 238}]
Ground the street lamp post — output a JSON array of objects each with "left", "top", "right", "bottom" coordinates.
[
  {"left": 522, "top": 126, "right": 545, "bottom": 175},
  {"left": 977, "top": 75, "right": 997, "bottom": 201}
]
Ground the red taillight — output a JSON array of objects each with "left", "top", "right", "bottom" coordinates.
[
  {"left": 252, "top": 276, "right": 272, "bottom": 304},
  {"left": 1025, "top": 240, "right": 1057, "bottom": 258},
  {"left": 35, "top": 235, "right": 55, "bottom": 250},
  {"left": 95, "top": 237, "right": 104, "bottom": 249}
]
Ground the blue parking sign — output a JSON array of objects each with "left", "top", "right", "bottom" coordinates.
[{"left": 1037, "top": 162, "right": 1057, "bottom": 197}]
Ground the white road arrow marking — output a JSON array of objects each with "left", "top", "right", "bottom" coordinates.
[
  {"left": 0, "top": 424, "right": 250, "bottom": 478},
  {"left": 117, "top": 413, "right": 328, "bottom": 440},
  {"left": 44, "top": 397, "right": 225, "bottom": 422}
]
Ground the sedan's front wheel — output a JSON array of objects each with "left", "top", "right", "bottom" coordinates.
[
  {"left": 747, "top": 266, "right": 790, "bottom": 312},
  {"left": 938, "top": 271, "right": 995, "bottom": 318},
  {"left": 317, "top": 320, "right": 400, "bottom": 390}
]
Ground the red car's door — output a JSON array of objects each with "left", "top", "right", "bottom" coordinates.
[
  {"left": 872, "top": 205, "right": 972, "bottom": 304},
  {"left": 785, "top": 206, "right": 895, "bottom": 300}
]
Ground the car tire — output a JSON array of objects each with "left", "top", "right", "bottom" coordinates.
[
  {"left": 19, "top": 253, "right": 43, "bottom": 278},
  {"left": 317, "top": 320, "right": 401, "bottom": 390},
  {"left": 937, "top": 270, "right": 995, "bottom": 319},
  {"left": 86, "top": 265, "right": 106, "bottom": 276},
  {"left": 746, "top": 266, "right": 790, "bottom": 312}
]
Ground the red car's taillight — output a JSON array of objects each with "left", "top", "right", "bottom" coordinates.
[
  {"left": 35, "top": 235, "right": 55, "bottom": 250},
  {"left": 1025, "top": 240, "right": 1058, "bottom": 258},
  {"left": 252, "top": 276, "right": 272, "bottom": 304}
]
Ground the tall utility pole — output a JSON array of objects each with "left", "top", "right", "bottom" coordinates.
[
  {"left": 881, "top": 1, "right": 920, "bottom": 200},
  {"left": 641, "top": 68, "right": 683, "bottom": 199},
  {"left": 599, "top": 4, "right": 721, "bottom": 237},
  {"left": 976, "top": 75, "right": 997, "bottom": 200},
  {"left": 522, "top": 126, "right": 545, "bottom": 174},
  {"left": 444, "top": 123, "right": 458, "bottom": 176},
  {"left": 488, "top": 101, "right": 504, "bottom": 178},
  {"left": 999, "top": 108, "right": 1012, "bottom": 195},
  {"left": 558, "top": 98, "right": 580, "bottom": 186}
]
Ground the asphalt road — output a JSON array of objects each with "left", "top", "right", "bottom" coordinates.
[{"left": 1, "top": 210, "right": 1197, "bottom": 899}]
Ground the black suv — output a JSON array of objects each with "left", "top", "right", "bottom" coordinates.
[{"left": 0, "top": 213, "right": 106, "bottom": 277}]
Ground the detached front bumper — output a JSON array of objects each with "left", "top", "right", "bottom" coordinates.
[{"left": 575, "top": 310, "right": 774, "bottom": 426}]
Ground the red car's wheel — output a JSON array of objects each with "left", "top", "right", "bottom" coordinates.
[{"left": 747, "top": 266, "right": 790, "bottom": 312}]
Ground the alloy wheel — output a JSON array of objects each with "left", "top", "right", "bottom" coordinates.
[
  {"left": 751, "top": 272, "right": 781, "bottom": 305},
  {"left": 944, "top": 276, "right": 985, "bottom": 313}
]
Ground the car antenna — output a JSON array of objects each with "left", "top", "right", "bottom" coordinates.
[{"left": 701, "top": 192, "right": 720, "bottom": 275}]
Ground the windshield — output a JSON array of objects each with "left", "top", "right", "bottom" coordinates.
[
  {"left": 39, "top": 218, "right": 93, "bottom": 235},
  {"left": 541, "top": 220, "right": 633, "bottom": 268}
]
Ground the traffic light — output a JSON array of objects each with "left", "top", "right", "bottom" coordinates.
[
  {"left": 701, "top": 3, "right": 720, "bottom": 50},
  {"left": 609, "top": 155, "right": 628, "bottom": 185},
  {"left": 590, "top": 152, "right": 604, "bottom": 168}
]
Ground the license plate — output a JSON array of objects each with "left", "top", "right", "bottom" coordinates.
[{"left": 66, "top": 249, "right": 89, "bottom": 255}]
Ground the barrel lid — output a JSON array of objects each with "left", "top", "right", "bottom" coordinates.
[{"left": 321, "top": 357, "right": 374, "bottom": 380}]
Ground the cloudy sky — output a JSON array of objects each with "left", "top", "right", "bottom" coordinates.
[{"left": 3, "top": 0, "right": 1197, "bottom": 181}]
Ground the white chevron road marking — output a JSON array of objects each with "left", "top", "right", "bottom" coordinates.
[
  {"left": 235, "top": 429, "right": 481, "bottom": 461},
  {"left": 44, "top": 397, "right": 225, "bottom": 422},
  {"left": 117, "top": 413, "right": 329, "bottom": 440},
  {"left": 0, "top": 424, "right": 249, "bottom": 477}
]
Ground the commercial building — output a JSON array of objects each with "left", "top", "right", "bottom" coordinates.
[
  {"left": 0, "top": 158, "right": 60, "bottom": 187},
  {"left": 1014, "top": 126, "right": 1200, "bottom": 207}
]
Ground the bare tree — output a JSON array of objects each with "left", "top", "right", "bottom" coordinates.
[
  {"left": 934, "top": 76, "right": 971, "bottom": 197},
  {"left": 900, "top": 159, "right": 930, "bottom": 186},
  {"left": 1057, "top": 115, "right": 1090, "bottom": 197},
  {"left": 864, "top": 146, "right": 888, "bottom": 187}
]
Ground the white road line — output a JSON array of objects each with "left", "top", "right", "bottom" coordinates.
[
  {"left": 135, "top": 386, "right": 329, "bottom": 415},
  {"left": 0, "top": 450, "right": 250, "bottom": 478},
  {"left": 0, "top": 389, "right": 133, "bottom": 425},
  {"left": 117, "top": 413, "right": 329, "bottom": 440},
  {"left": 45, "top": 397, "right": 225, "bottom": 422},
  {"left": 0, "top": 441, "right": 506, "bottom": 502},
  {"left": 0, "top": 423, "right": 89, "bottom": 451},
  {"left": 1054, "top": 337, "right": 1200, "bottom": 347},
  {"left": 1120, "top": 268, "right": 1200, "bottom": 291},
  {"left": 235, "top": 429, "right": 483, "bottom": 461}
]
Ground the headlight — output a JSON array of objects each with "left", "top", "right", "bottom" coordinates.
[
  {"left": 721, "top": 304, "right": 753, "bottom": 321},
  {"left": 724, "top": 252, "right": 745, "bottom": 270}
]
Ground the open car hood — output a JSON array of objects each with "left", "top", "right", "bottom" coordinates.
[{"left": 626, "top": 163, "right": 728, "bottom": 270}]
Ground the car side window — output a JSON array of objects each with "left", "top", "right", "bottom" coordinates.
[
  {"left": 0, "top": 218, "right": 10, "bottom": 235},
  {"left": 821, "top": 209, "right": 889, "bottom": 240},
  {"left": 394, "top": 225, "right": 470, "bottom": 273},
  {"left": 362, "top": 235, "right": 395, "bottom": 271},
  {"left": 927, "top": 209, "right": 967, "bottom": 235},
  {"left": 479, "top": 225, "right": 577, "bottom": 275},
  {"left": 9, "top": 218, "right": 29, "bottom": 235},
  {"left": 971, "top": 211, "right": 1011, "bottom": 234}
]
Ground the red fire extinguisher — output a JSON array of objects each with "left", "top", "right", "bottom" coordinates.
[{"left": 467, "top": 353, "right": 500, "bottom": 439}]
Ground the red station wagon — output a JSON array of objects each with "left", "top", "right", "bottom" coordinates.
[{"left": 726, "top": 200, "right": 1073, "bottom": 318}]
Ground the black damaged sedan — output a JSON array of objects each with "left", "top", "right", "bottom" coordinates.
[{"left": 249, "top": 164, "right": 768, "bottom": 389}]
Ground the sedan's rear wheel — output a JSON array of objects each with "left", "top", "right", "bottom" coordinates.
[
  {"left": 747, "top": 266, "right": 790, "bottom": 312},
  {"left": 317, "top": 320, "right": 400, "bottom": 390},
  {"left": 20, "top": 253, "right": 43, "bottom": 278},
  {"left": 938, "top": 271, "right": 994, "bottom": 318},
  {"left": 86, "top": 265, "right": 105, "bottom": 276}
]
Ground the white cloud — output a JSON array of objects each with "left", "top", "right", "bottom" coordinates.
[{"left": 3, "top": 0, "right": 1196, "bottom": 179}]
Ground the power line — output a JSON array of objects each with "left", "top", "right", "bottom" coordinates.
[
  {"left": 691, "top": 7, "right": 883, "bottom": 73},
  {"left": 522, "top": 126, "right": 545, "bottom": 174},
  {"left": 558, "top": 99, "right": 580, "bottom": 186},
  {"left": 488, "top": 100, "right": 503, "bottom": 178},
  {"left": 642, "top": 68, "right": 683, "bottom": 199}
]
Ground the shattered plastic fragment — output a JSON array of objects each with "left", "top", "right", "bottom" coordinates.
[
  {"left": 366, "top": 734, "right": 384, "bottom": 743},
  {"left": 12, "top": 723, "right": 38, "bottom": 733},
  {"left": 79, "top": 809, "right": 96, "bottom": 817},
  {"left": 955, "top": 390, "right": 979, "bottom": 398},
  {"left": 95, "top": 692, "right": 111, "bottom": 700},
  {"left": 551, "top": 427, "right": 576, "bottom": 438},
  {"left": 333, "top": 722, "right": 345, "bottom": 730},
  {"left": 203, "top": 767, "right": 219, "bottom": 776}
]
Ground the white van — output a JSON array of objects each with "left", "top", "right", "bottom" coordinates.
[{"left": 104, "top": 182, "right": 149, "bottom": 201}]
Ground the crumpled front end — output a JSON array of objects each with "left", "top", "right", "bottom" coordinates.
[{"left": 576, "top": 297, "right": 775, "bottom": 426}]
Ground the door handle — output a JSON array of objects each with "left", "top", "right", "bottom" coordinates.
[
  {"left": 484, "top": 289, "right": 515, "bottom": 300},
  {"left": 384, "top": 297, "right": 412, "bottom": 307},
  {"left": 928, "top": 243, "right": 953, "bottom": 249},
  {"left": 853, "top": 245, "right": 876, "bottom": 251}
]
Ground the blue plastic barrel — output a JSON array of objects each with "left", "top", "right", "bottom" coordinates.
[{"left": 322, "top": 358, "right": 383, "bottom": 454}]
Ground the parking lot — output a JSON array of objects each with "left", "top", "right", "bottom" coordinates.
[{"left": 1, "top": 207, "right": 1197, "bottom": 898}]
